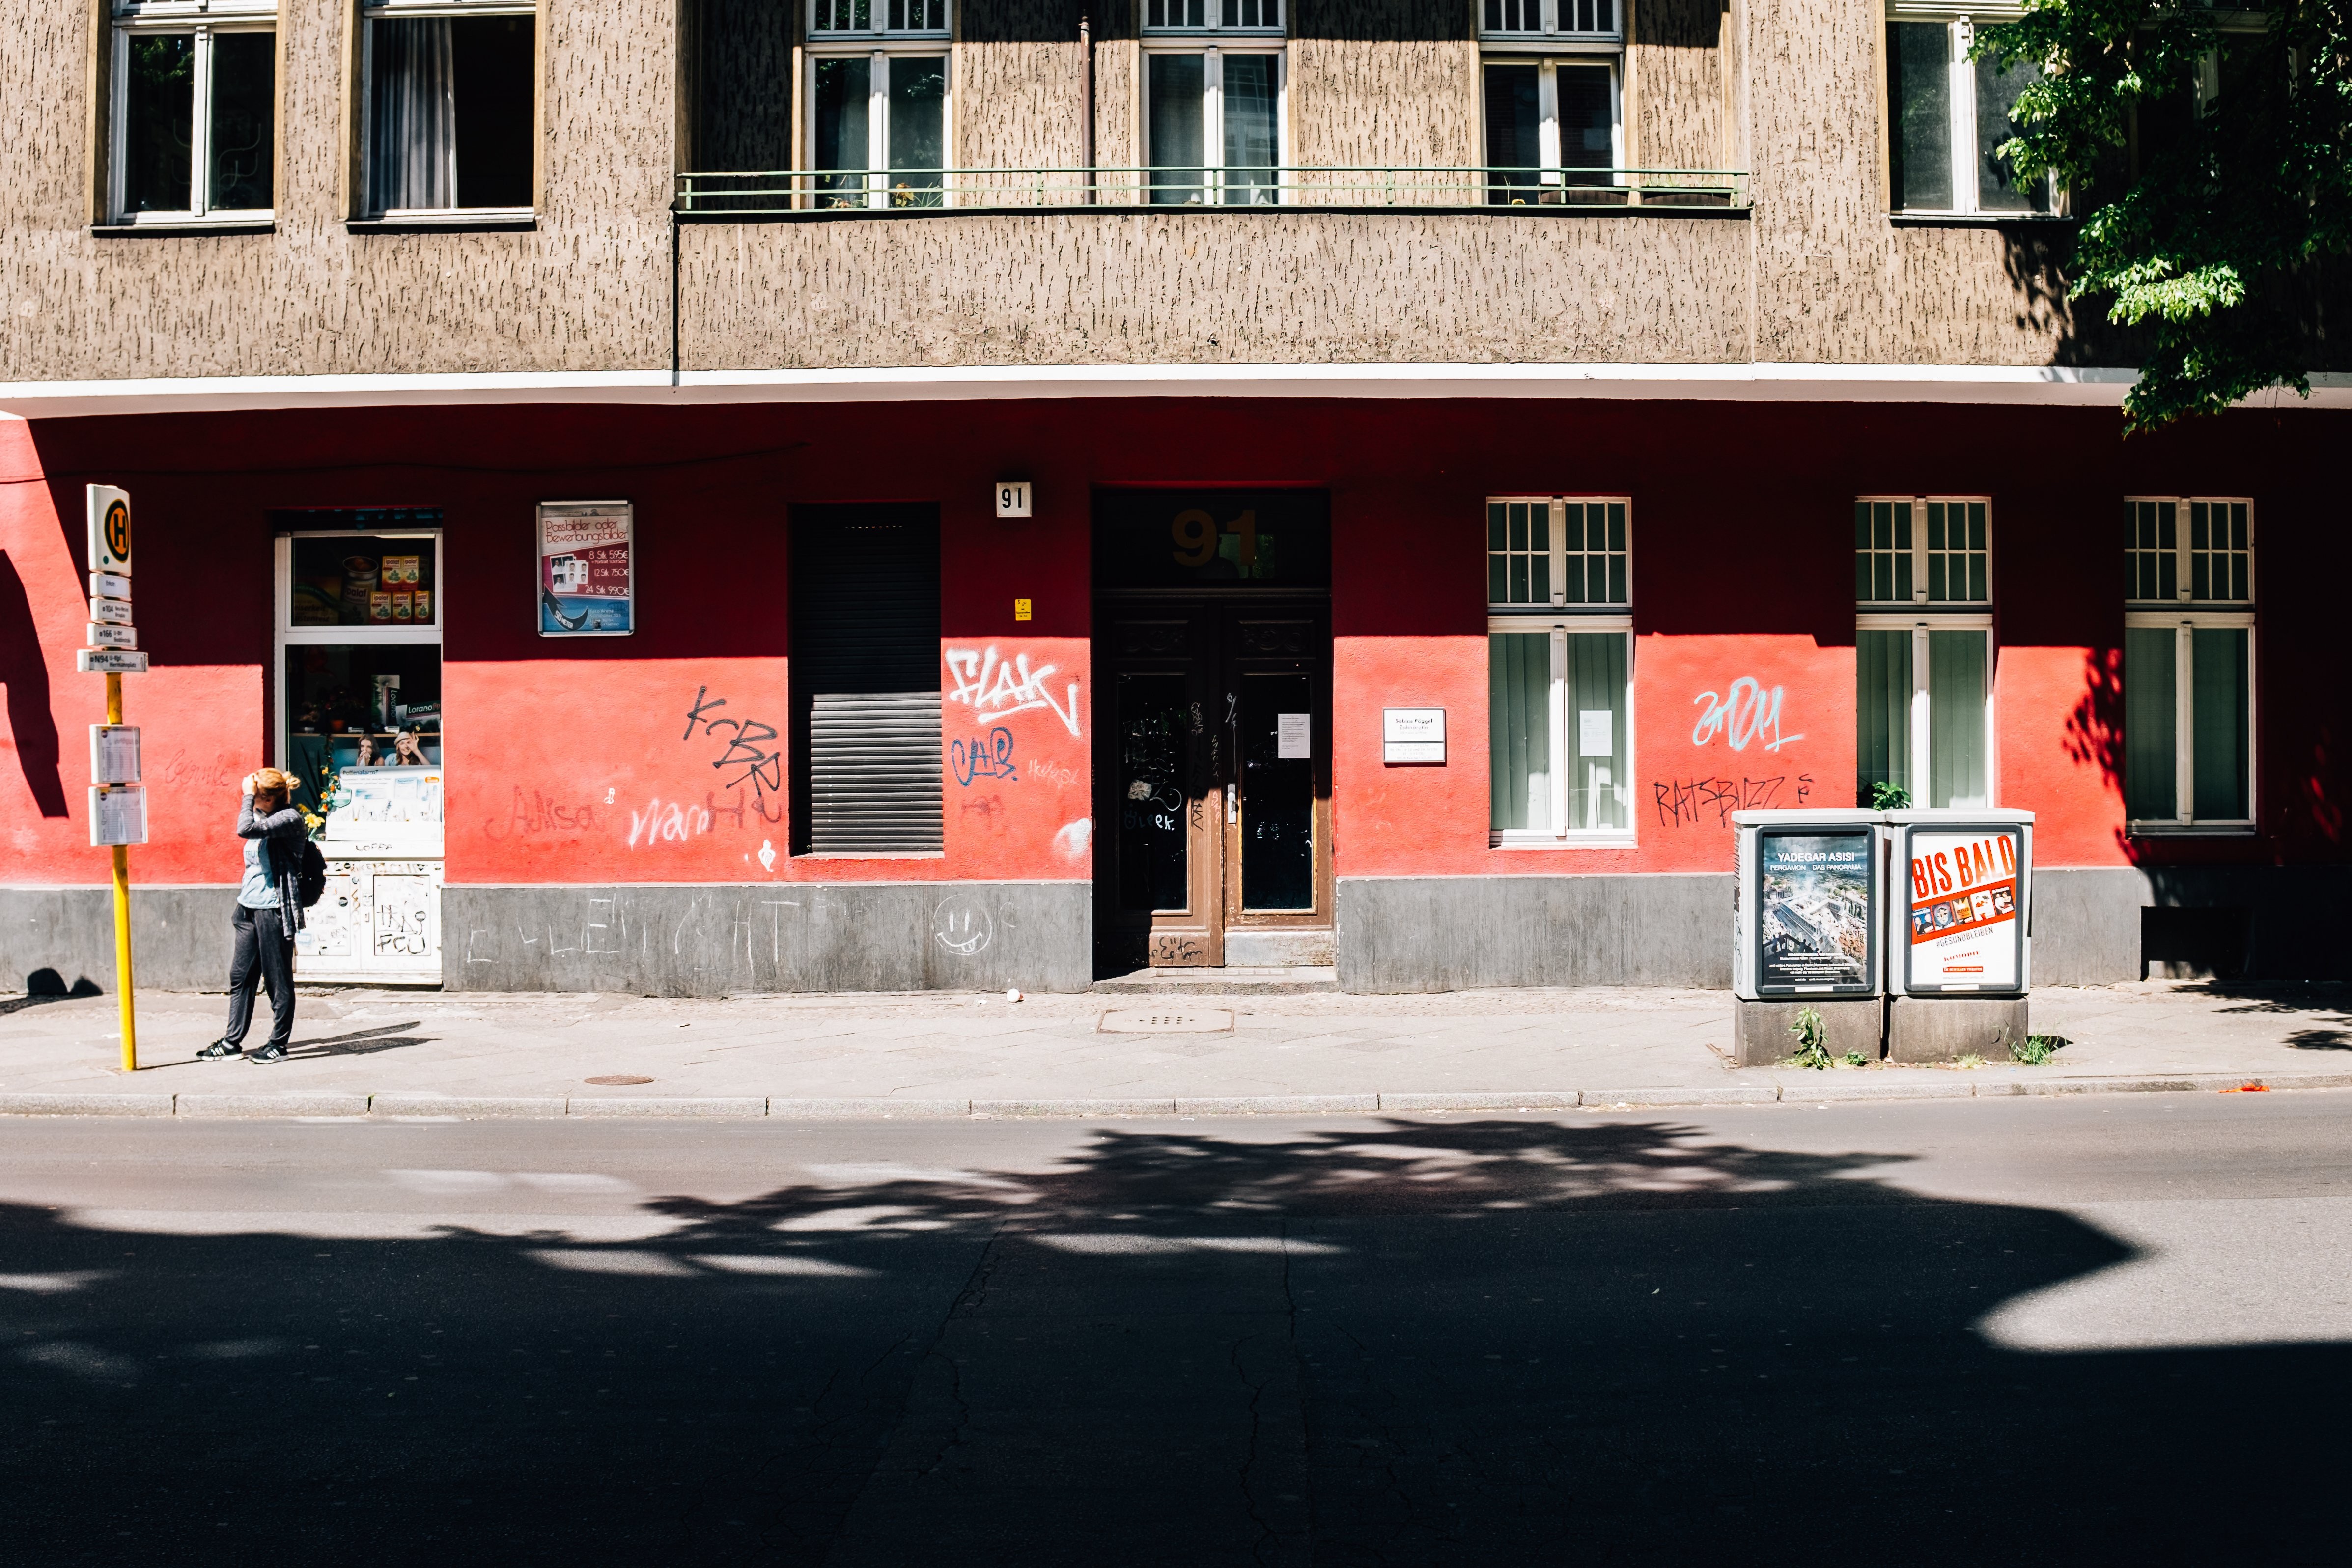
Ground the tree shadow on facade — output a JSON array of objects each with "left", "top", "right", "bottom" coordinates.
[{"left": 1, "top": 1117, "right": 2345, "bottom": 1565}]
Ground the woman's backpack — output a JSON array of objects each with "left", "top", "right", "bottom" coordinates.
[{"left": 297, "top": 840, "right": 328, "bottom": 908}]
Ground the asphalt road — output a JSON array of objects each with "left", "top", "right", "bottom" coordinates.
[{"left": 3, "top": 1094, "right": 2348, "bottom": 1566}]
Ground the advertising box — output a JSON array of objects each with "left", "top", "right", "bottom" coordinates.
[
  {"left": 1886, "top": 810, "right": 2034, "bottom": 996},
  {"left": 1732, "top": 810, "right": 1882, "bottom": 1001}
]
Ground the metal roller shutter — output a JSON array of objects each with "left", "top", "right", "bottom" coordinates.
[{"left": 792, "top": 504, "right": 943, "bottom": 854}]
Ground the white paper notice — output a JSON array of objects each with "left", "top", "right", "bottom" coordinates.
[
  {"left": 1277, "top": 713, "right": 1311, "bottom": 760},
  {"left": 1578, "top": 709, "right": 1615, "bottom": 757},
  {"left": 90, "top": 725, "right": 140, "bottom": 786},
  {"left": 89, "top": 785, "right": 147, "bottom": 847}
]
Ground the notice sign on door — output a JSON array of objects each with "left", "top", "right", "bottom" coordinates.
[
  {"left": 538, "top": 501, "right": 634, "bottom": 636},
  {"left": 1907, "top": 829, "right": 2021, "bottom": 989},
  {"left": 1277, "top": 713, "right": 1310, "bottom": 759}
]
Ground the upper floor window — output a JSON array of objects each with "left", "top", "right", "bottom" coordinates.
[
  {"left": 1489, "top": 498, "right": 1633, "bottom": 846},
  {"left": 810, "top": 0, "right": 947, "bottom": 37},
  {"left": 110, "top": 0, "right": 276, "bottom": 224},
  {"left": 362, "top": 1, "right": 535, "bottom": 218},
  {"left": 2127, "top": 498, "right": 2252, "bottom": 605},
  {"left": 1856, "top": 498, "right": 1988, "bottom": 607},
  {"left": 1481, "top": 0, "right": 1619, "bottom": 40},
  {"left": 806, "top": 46, "right": 947, "bottom": 208},
  {"left": 1885, "top": 6, "right": 2050, "bottom": 215},
  {"left": 1144, "top": 0, "right": 1283, "bottom": 33}
]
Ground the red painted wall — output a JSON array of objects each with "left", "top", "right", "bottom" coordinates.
[{"left": 5, "top": 399, "right": 2345, "bottom": 898}]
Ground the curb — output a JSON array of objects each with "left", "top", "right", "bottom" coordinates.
[{"left": 0, "top": 1073, "right": 2341, "bottom": 1121}]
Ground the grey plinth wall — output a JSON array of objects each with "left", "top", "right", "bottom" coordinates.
[
  {"left": 1337, "top": 874, "right": 1736, "bottom": 992},
  {"left": 442, "top": 881, "right": 1092, "bottom": 996},
  {"left": 2, "top": 886, "right": 240, "bottom": 993},
  {"left": 2031, "top": 865, "right": 2352, "bottom": 984}
]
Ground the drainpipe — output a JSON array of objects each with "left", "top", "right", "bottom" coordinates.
[{"left": 1079, "top": 7, "right": 1094, "bottom": 204}]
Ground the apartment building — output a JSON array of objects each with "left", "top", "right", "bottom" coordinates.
[{"left": 2, "top": 0, "right": 2345, "bottom": 995}]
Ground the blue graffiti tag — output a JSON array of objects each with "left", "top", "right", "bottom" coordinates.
[{"left": 951, "top": 726, "right": 1021, "bottom": 787}]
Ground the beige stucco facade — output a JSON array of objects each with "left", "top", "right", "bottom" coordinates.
[{"left": 2, "top": 0, "right": 2141, "bottom": 386}]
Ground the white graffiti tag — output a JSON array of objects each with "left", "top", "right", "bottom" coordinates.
[
  {"left": 1691, "top": 677, "right": 1804, "bottom": 753},
  {"left": 944, "top": 647, "right": 1082, "bottom": 738}
]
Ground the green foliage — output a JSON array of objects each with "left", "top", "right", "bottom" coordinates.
[
  {"left": 2011, "top": 1033, "right": 2070, "bottom": 1065},
  {"left": 1841, "top": 1051, "right": 1869, "bottom": 1068},
  {"left": 1786, "top": 1007, "right": 1834, "bottom": 1070},
  {"left": 1869, "top": 781, "right": 1913, "bottom": 810},
  {"left": 1978, "top": 0, "right": 2352, "bottom": 428}
]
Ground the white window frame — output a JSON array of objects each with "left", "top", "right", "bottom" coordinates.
[
  {"left": 1857, "top": 613, "right": 1997, "bottom": 809},
  {"left": 1856, "top": 494, "right": 1994, "bottom": 608},
  {"left": 1478, "top": 0, "right": 1623, "bottom": 46},
  {"left": 1884, "top": 3, "right": 2055, "bottom": 216},
  {"left": 807, "top": 0, "right": 950, "bottom": 40},
  {"left": 1478, "top": 54, "right": 1625, "bottom": 192},
  {"left": 802, "top": 44, "right": 954, "bottom": 209},
  {"left": 109, "top": 0, "right": 279, "bottom": 226},
  {"left": 1140, "top": 39, "right": 1288, "bottom": 207},
  {"left": 2123, "top": 611, "right": 2257, "bottom": 834},
  {"left": 1487, "top": 494, "right": 1633, "bottom": 609},
  {"left": 359, "top": 0, "right": 537, "bottom": 222},
  {"left": 1142, "top": 0, "right": 1285, "bottom": 36},
  {"left": 2125, "top": 495, "right": 2256, "bottom": 608},
  {"left": 1487, "top": 614, "right": 1637, "bottom": 849}
]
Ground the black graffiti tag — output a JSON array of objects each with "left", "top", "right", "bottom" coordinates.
[{"left": 683, "top": 685, "right": 784, "bottom": 816}]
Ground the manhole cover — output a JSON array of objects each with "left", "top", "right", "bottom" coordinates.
[
  {"left": 583, "top": 1074, "right": 654, "bottom": 1086},
  {"left": 1098, "top": 1009, "right": 1233, "bottom": 1035}
]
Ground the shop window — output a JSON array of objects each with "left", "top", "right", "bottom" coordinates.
[
  {"left": 1488, "top": 496, "right": 1633, "bottom": 846},
  {"left": 806, "top": 0, "right": 948, "bottom": 208},
  {"left": 791, "top": 504, "right": 943, "bottom": 855},
  {"left": 362, "top": 1, "right": 535, "bottom": 218},
  {"left": 109, "top": 1, "right": 277, "bottom": 224},
  {"left": 1481, "top": 0, "right": 1620, "bottom": 204},
  {"left": 1856, "top": 497, "right": 1992, "bottom": 808},
  {"left": 2125, "top": 497, "right": 2255, "bottom": 832},
  {"left": 1885, "top": 7, "right": 2052, "bottom": 215}
]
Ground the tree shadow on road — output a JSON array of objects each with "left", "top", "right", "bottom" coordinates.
[{"left": 0, "top": 1117, "right": 2344, "bottom": 1567}]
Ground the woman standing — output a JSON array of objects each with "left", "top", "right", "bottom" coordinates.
[{"left": 196, "top": 768, "right": 308, "bottom": 1064}]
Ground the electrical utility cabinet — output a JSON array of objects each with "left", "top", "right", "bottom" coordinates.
[
  {"left": 1884, "top": 809, "right": 2034, "bottom": 996},
  {"left": 1731, "top": 810, "right": 1884, "bottom": 1002}
]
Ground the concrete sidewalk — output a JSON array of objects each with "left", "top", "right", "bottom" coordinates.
[{"left": 1, "top": 979, "right": 2347, "bottom": 1117}]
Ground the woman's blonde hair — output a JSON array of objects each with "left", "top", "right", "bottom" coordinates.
[{"left": 250, "top": 767, "right": 297, "bottom": 804}]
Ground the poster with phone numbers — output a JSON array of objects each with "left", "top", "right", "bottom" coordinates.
[{"left": 1906, "top": 828, "right": 2021, "bottom": 989}]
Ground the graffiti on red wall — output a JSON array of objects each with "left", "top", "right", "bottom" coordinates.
[
  {"left": 1690, "top": 677, "right": 1803, "bottom": 753},
  {"left": 682, "top": 685, "right": 784, "bottom": 819},
  {"left": 945, "top": 647, "right": 1082, "bottom": 737},
  {"left": 951, "top": 726, "right": 1021, "bottom": 785},
  {"left": 1652, "top": 773, "right": 1815, "bottom": 828}
]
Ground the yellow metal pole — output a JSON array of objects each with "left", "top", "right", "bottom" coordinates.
[{"left": 106, "top": 671, "right": 136, "bottom": 1073}]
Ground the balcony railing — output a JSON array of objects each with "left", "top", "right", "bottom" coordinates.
[{"left": 674, "top": 165, "right": 1750, "bottom": 215}]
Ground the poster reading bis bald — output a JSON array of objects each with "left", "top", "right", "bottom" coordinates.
[
  {"left": 1907, "top": 829, "right": 2022, "bottom": 989},
  {"left": 538, "top": 501, "right": 634, "bottom": 636}
]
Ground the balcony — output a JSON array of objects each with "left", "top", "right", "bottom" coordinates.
[{"left": 675, "top": 165, "right": 1752, "bottom": 216}]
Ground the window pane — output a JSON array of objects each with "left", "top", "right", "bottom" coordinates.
[
  {"left": 887, "top": 55, "right": 945, "bottom": 204},
  {"left": 813, "top": 55, "right": 870, "bottom": 202},
  {"left": 1148, "top": 53, "right": 1205, "bottom": 205},
  {"left": 2123, "top": 627, "right": 2178, "bottom": 820},
  {"left": 208, "top": 31, "right": 275, "bottom": 211},
  {"left": 1857, "top": 629, "right": 1912, "bottom": 804},
  {"left": 1222, "top": 53, "right": 1278, "bottom": 205},
  {"left": 1565, "top": 633, "right": 1626, "bottom": 831},
  {"left": 1558, "top": 64, "right": 1613, "bottom": 177},
  {"left": 1889, "top": 23, "right": 1953, "bottom": 211},
  {"left": 1973, "top": 40, "right": 2049, "bottom": 213},
  {"left": 369, "top": 19, "right": 456, "bottom": 211},
  {"left": 1490, "top": 633, "right": 1551, "bottom": 832},
  {"left": 1484, "top": 63, "right": 1540, "bottom": 203},
  {"left": 123, "top": 32, "right": 196, "bottom": 213},
  {"left": 2191, "top": 628, "right": 2250, "bottom": 820},
  {"left": 451, "top": 16, "right": 533, "bottom": 208},
  {"left": 1927, "top": 630, "right": 1988, "bottom": 808}
]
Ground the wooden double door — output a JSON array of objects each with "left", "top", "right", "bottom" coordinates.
[{"left": 1094, "top": 598, "right": 1333, "bottom": 969}]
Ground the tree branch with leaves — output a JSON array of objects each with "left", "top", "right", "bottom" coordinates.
[{"left": 1982, "top": 0, "right": 2352, "bottom": 428}]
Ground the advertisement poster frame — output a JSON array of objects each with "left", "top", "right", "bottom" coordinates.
[
  {"left": 1752, "top": 825, "right": 1879, "bottom": 998},
  {"left": 1899, "top": 823, "right": 2027, "bottom": 994},
  {"left": 537, "top": 500, "right": 635, "bottom": 638}
]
